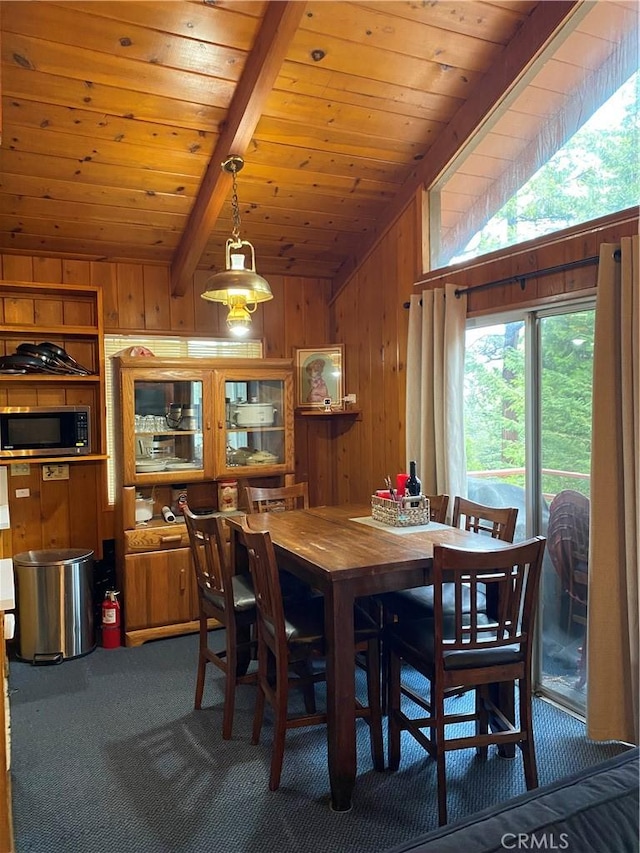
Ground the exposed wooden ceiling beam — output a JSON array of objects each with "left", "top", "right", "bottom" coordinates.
[
  {"left": 170, "top": 1, "right": 305, "bottom": 296},
  {"left": 331, "top": 0, "right": 583, "bottom": 294}
]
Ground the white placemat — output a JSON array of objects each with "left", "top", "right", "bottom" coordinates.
[{"left": 351, "top": 516, "right": 447, "bottom": 535}]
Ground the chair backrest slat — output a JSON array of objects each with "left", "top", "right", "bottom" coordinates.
[
  {"left": 452, "top": 496, "right": 518, "bottom": 543},
  {"left": 426, "top": 494, "right": 449, "bottom": 523},
  {"left": 226, "top": 517, "right": 286, "bottom": 649},
  {"left": 184, "top": 506, "right": 230, "bottom": 598},
  {"left": 433, "top": 537, "right": 546, "bottom": 661},
  {"left": 245, "top": 482, "right": 309, "bottom": 514}
]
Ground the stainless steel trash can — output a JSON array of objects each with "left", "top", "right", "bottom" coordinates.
[{"left": 13, "top": 548, "right": 96, "bottom": 664}]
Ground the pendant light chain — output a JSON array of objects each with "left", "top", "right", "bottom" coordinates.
[{"left": 230, "top": 164, "right": 242, "bottom": 244}]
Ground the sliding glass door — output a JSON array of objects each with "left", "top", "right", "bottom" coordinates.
[{"left": 464, "top": 302, "right": 595, "bottom": 714}]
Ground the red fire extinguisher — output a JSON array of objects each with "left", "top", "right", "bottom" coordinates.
[{"left": 101, "top": 590, "right": 121, "bottom": 649}]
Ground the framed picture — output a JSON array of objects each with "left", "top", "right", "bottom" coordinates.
[{"left": 294, "top": 345, "right": 345, "bottom": 408}]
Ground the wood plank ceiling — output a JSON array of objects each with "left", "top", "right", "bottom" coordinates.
[{"left": 1, "top": 0, "right": 616, "bottom": 291}]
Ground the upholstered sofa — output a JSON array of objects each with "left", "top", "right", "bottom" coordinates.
[{"left": 385, "top": 747, "right": 639, "bottom": 853}]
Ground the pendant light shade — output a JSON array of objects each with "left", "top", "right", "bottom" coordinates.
[{"left": 201, "top": 156, "right": 273, "bottom": 336}]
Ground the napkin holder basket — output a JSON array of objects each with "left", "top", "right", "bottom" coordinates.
[{"left": 371, "top": 495, "right": 430, "bottom": 527}]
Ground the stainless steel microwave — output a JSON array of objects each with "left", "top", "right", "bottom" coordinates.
[{"left": 0, "top": 405, "right": 91, "bottom": 457}]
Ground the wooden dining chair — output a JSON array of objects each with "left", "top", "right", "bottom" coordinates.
[
  {"left": 427, "top": 493, "right": 450, "bottom": 524},
  {"left": 382, "top": 497, "right": 518, "bottom": 622},
  {"left": 183, "top": 506, "right": 257, "bottom": 740},
  {"left": 244, "top": 481, "right": 315, "bottom": 601},
  {"left": 387, "top": 536, "right": 546, "bottom": 825},
  {"left": 226, "top": 515, "right": 384, "bottom": 791},
  {"left": 244, "top": 482, "right": 309, "bottom": 514}
]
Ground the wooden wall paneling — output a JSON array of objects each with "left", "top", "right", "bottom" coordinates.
[
  {"left": 381, "top": 216, "right": 404, "bottom": 479},
  {"left": 115, "top": 263, "right": 145, "bottom": 329},
  {"left": 0, "top": 255, "right": 33, "bottom": 282},
  {"left": 69, "top": 463, "right": 100, "bottom": 553},
  {"left": 40, "top": 475, "right": 71, "bottom": 550},
  {"left": 7, "top": 463, "right": 43, "bottom": 554},
  {"left": 331, "top": 201, "right": 422, "bottom": 505},
  {"left": 91, "top": 261, "right": 119, "bottom": 328},
  {"left": 142, "top": 265, "right": 171, "bottom": 331},
  {"left": 368, "top": 244, "right": 389, "bottom": 491},
  {"left": 193, "top": 269, "right": 224, "bottom": 336},
  {"left": 62, "top": 259, "right": 91, "bottom": 284},
  {"left": 262, "top": 275, "right": 286, "bottom": 357},
  {"left": 34, "top": 256, "right": 63, "bottom": 282},
  {"left": 168, "top": 275, "right": 195, "bottom": 332}
]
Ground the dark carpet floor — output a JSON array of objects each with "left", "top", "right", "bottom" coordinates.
[{"left": 7, "top": 632, "right": 628, "bottom": 853}]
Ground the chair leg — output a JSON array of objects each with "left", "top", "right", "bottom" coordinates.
[
  {"left": 269, "top": 656, "right": 290, "bottom": 791},
  {"left": 194, "top": 617, "right": 208, "bottom": 710},
  {"left": 387, "top": 647, "right": 401, "bottom": 771},
  {"left": 365, "top": 637, "right": 385, "bottom": 770},
  {"left": 251, "top": 641, "right": 268, "bottom": 746},
  {"left": 235, "top": 623, "right": 252, "bottom": 677},
  {"left": 519, "top": 676, "right": 538, "bottom": 790},
  {"left": 434, "top": 688, "right": 448, "bottom": 826},
  {"left": 222, "top": 640, "right": 237, "bottom": 741},
  {"left": 291, "top": 659, "right": 317, "bottom": 713},
  {"left": 475, "top": 686, "right": 489, "bottom": 759}
]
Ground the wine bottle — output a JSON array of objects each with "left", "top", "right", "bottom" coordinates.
[{"left": 406, "top": 460, "right": 421, "bottom": 497}]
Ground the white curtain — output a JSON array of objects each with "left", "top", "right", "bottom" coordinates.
[
  {"left": 587, "top": 235, "right": 639, "bottom": 745},
  {"left": 405, "top": 283, "right": 467, "bottom": 504}
]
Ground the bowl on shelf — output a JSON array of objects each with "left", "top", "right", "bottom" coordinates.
[
  {"left": 135, "top": 459, "right": 167, "bottom": 473},
  {"left": 246, "top": 450, "right": 279, "bottom": 465}
]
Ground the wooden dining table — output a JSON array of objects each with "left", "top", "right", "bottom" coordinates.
[{"left": 240, "top": 503, "right": 514, "bottom": 812}]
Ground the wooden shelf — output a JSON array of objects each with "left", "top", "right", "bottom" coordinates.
[
  {"left": 0, "top": 454, "right": 108, "bottom": 465},
  {"left": 0, "top": 373, "right": 100, "bottom": 382},
  {"left": 295, "top": 407, "right": 361, "bottom": 418}
]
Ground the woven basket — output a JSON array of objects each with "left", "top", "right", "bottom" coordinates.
[{"left": 371, "top": 495, "right": 430, "bottom": 527}]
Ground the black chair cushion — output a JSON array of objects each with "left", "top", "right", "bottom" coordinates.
[
  {"left": 202, "top": 573, "right": 255, "bottom": 613},
  {"left": 262, "top": 597, "right": 380, "bottom": 648},
  {"left": 388, "top": 616, "right": 523, "bottom": 670},
  {"left": 382, "top": 583, "right": 487, "bottom": 620}
]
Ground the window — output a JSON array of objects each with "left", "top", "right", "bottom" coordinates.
[
  {"left": 104, "top": 336, "right": 262, "bottom": 504},
  {"left": 465, "top": 301, "right": 594, "bottom": 715},
  {"left": 431, "top": 4, "right": 639, "bottom": 268}
]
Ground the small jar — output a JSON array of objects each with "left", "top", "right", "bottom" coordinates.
[{"left": 218, "top": 479, "right": 238, "bottom": 513}]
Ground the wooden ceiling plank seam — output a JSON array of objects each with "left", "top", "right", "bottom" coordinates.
[
  {"left": 3, "top": 2, "right": 250, "bottom": 84},
  {"left": 3, "top": 101, "right": 425, "bottom": 184},
  {"left": 1, "top": 67, "right": 230, "bottom": 133},
  {"left": 170, "top": 1, "right": 308, "bottom": 295},
  {"left": 274, "top": 62, "right": 465, "bottom": 121},
  {"left": 298, "top": 5, "right": 518, "bottom": 71},
  {"left": 51, "top": 0, "right": 262, "bottom": 51},
  {"left": 2, "top": 32, "right": 238, "bottom": 110},
  {"left": 0, "top": 150, "right": 386, "bottom": 221},
  {"left": 353, "top": 1, "right": 536, "bottom": 40},
  {"left": 0, "top": 189, "right": 368, "bottom": 246}
]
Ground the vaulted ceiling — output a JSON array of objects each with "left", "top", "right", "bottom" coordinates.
[{"left": 1, "top": 0, "right": 628, "bottom": 294}]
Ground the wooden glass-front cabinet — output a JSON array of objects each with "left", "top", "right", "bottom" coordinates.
[{"left": 113, "top": 356, "right": 294, "bottom": 646}]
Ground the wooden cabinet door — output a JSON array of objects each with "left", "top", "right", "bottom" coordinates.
[{"left": 123, "top": 548, "right": 196, "bottom": 630}]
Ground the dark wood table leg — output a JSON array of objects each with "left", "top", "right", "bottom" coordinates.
[{"left": 324, "top": 583, "right": 357, "bottom": 811}]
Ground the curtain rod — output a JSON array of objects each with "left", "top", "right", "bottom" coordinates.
[{"left": 403, "top": 248, "right": 621, "bottom": 308}]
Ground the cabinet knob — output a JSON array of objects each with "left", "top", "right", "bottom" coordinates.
[{"left": 160, "top": 534, "right": 182, "bottom": 543}]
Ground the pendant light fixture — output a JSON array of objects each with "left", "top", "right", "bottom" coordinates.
[{"left": 200, "top": 156, "right": 273, "bottom": 336}]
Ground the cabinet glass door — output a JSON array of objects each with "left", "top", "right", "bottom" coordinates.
[
  {"left": 222, "top": 375, "right": 292, "bottom": 474},
  {"left": 132, "top": 377, "right": 204, "bottom": 479}
]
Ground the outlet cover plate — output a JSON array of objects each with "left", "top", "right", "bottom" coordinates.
[{"left": 42, "top": 463, "right": 70, "bottom": 481}]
